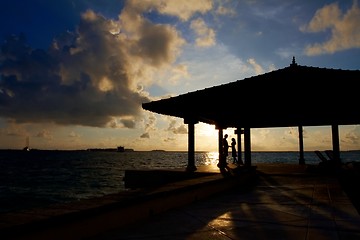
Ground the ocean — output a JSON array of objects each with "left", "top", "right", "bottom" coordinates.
[{"left": 1, "top": 150, "right": 359, "bottom": 214}]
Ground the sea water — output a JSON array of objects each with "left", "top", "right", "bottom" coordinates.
[{"left": 0, "top": 150, "right": 359, "bottom": 213}]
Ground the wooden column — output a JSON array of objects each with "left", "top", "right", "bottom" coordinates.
[
  {"left": 185, "top": 119, "right": 198, "bottom": 172},
  {"left": 244, "top": 127, "right": 251, "bottom": 166},
  {"left": 235, "top": 128, "right": 243, "bottom": 164},
  {"left": 216, "top": 126, "right": 226, "bottom": 169},
  {"left": 298, "top": 125, "right": 305, "bottom": 165},
  {"left": 331, "top": 124, "right": 341, "bottom": 163}
]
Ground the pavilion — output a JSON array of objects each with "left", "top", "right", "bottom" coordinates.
[{"left": 142, "top": 58, "right": 360, "bottom": 171}]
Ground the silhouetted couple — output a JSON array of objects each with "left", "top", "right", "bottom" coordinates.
[{"left": 223, "top": 134, "right": 243, "bottom": 165}]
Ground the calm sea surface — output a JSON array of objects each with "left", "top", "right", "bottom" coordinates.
[{"left": 1, "top": 150, "right": 359, "bottom": 213}]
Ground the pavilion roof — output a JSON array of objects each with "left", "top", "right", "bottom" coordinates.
[{"left": 142, "top": 60, "right": 360, "bottom": 129}]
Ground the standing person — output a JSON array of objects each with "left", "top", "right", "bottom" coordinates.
[
  {"left": 222, "top": 134, "right": 229, "bottom": 163},
  {"left": 231, "top": 138, "right": 238, "bottom": 164}
]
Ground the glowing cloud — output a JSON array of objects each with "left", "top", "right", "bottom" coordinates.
[
  {"left": 0, "top": 1, "right": 192, "bottom": 128},
  {"left": 130, "top": 0, "right": 213, "bottom": 21},
  {"left": 190, "top": 18, "right": 216, "bottom": 47},
  {"left": 302, "top": 0, "right": 360, "bottom": 55}
]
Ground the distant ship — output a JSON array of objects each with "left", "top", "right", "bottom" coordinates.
[
  {"left": 23, "top": 136, "right": 30, "bottom": 151},
  {"left": 86, "top": 146, "right": 134, "bottom": 152},
  {"left": 23, "top": 146, "right": 30, "bottom": 151},
  {"left": 118, "top": 146, "right": 134, "bottom": 152}
]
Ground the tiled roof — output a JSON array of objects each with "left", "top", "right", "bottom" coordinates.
[{"left": 142, "top": 63, "right": 360, "bottom": 128}]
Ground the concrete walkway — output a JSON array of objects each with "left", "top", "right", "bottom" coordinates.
[
  {"left": 2, "top": 163, "right": 360, "bottom": 239},
  {"left": 89, "top": 164, "right": 360, "bottom": 240}
]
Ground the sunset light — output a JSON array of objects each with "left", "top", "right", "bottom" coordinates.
[{"left": 0, "top": 0, "right": 359, "bottom": 151}]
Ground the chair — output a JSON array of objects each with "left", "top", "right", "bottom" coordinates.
[
  {"left": 325, "top": 150, "right": 341, "bottom": 162},
  {"left": 325, "top": 150, "right": 335, "bottom": 161},
  {"left": 314, "top": 150, "right": 329, "bottom": 162}
]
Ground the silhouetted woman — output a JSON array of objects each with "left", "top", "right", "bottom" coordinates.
[{"left": 231, "top": 138, "right": 238, "bottom": 164}]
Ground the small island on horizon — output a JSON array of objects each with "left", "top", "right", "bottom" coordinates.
[{"left": 86, "top": 146, "right": 134, "bottom": 152}]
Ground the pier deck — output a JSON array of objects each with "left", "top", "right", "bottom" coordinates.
[{"left": 1, "top": 163, "right": 360, "bottom": 239}]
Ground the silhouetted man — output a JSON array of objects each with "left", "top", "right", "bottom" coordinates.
[{"left": 223, "top": 134, "right": 229, "bottom": 162}]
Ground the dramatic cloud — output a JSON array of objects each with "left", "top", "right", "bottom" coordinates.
[
  {"left": 0, "top": 1, "right": 191, "bottom": 128},
  {"left": 302, "top": 0, "right": 360, "bottom": 55}
]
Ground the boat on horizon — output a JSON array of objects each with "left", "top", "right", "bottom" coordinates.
[
  {"left": 22, "top": 146, "right": 30, "bottom": 151},
  {"left": 23, "top": 136, "right": 30, "bottom": 151}
]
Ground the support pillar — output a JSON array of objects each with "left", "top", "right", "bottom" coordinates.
[
  {"left": 244, "top": 127, "right": 251, "bottom": 166},
  {"left": 235, "top": 128, "right": 244, "bottom": 165},
  {"left": 331, "top": 124, "right": 341, "bottom": 164},
  {"left": 216, "top": 126, "right": 226, "bottom": 169},
  {"left": 298, "top": 126, "right": 305, "bottom": 165},
  {"left": 185, "top": 119, "right": 198, "bottom": 172}
]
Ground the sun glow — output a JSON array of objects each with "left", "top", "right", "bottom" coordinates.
[
  {"left": 195, "top": 122, "right": 219, "bottom": 151},
  {"left": 197, "top": 122, "right": 217, "bottom": 137},
  {"left": 204, "top": 151, "right": 219, "bottom": 165}
]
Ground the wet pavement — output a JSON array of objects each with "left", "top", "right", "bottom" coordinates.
[
  {"left": 89, "top": 164, "right": 360, "bottom": 240},
  {"left": 2, "top": 163, "right": 360, "bottom": 239}
]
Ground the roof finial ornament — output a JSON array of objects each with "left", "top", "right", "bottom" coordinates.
[{"left": 290, "top": 56, "right": 297, "bottom": 67}]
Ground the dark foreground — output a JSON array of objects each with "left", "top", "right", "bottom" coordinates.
[{"left": 1, "top": 163, "right": 360, "bottom": 240}]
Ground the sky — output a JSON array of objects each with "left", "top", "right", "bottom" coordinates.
[{"left": 0, "top": 0, "right": 360, "bottom": 152}]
